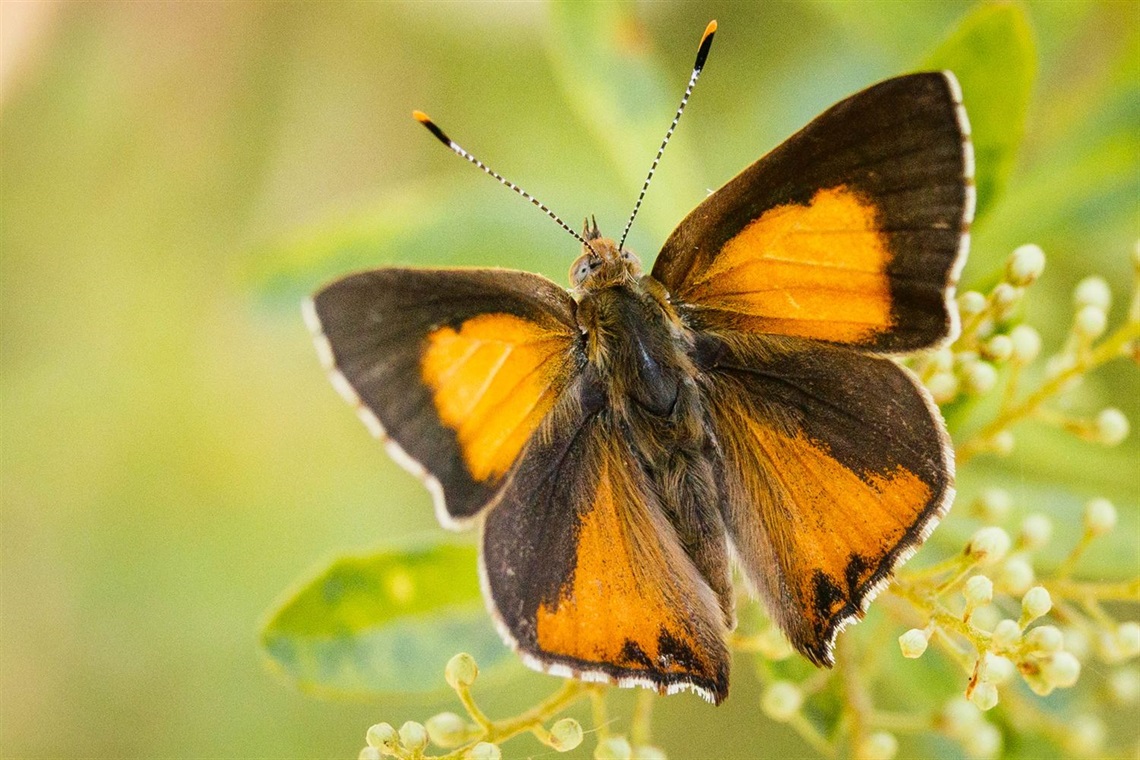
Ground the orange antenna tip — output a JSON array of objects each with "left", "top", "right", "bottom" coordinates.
[
  {"left": 412, "top": 110, "right": 452, "bottom": 147},
  {"left": 694, "top": 20, "right": 717, "bottom": 73}
]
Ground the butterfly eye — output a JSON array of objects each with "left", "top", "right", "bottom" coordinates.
[{"left": 570, "top": 255, "right": 603, "bottom": 286}]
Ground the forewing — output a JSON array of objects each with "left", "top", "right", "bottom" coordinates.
[
  {"left": 306, "top": 268, "right": 582, "bottom": 528},
  {"left": 653, "top": 72, "right": 973, "bottom": 353},
  {"left": 696, "top": 334, "right": 952, "bottom": 665},
  {"left": 480, "top": 378, "right": 731, "bottom": 703}
]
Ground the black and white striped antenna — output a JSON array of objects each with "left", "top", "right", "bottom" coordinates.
[
  {"left": 413, "top": 111, "right": 589, "bottom": 247},
  {"left": 617, "top": 20, "right": 717, "bottom": 250}
]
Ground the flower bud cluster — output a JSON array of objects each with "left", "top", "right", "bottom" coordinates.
[{"left": 922, "top": 245, "right": 1048, "bottom": 408}]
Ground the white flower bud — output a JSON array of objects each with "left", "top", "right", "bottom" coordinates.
[
  {"left": 992, "top": 619, "right": 1022, "bottom": 649},
  {"left": 366, "top": 723, "right": 400, "bottom": 754},
  {"left": 359, "top": 748, "right": 382, "bottom": 760},
  {"left": 1042, "top": 651, "right": 1081, "bottom": 688},
  {"left": 963, "top": 722, "right": 1002, "bottom": 760},
  {"left": 548, "top": 718, "right": 583, "bottom": 752},
  {"left": 1094, "top": 408, "right": 1129, "bottom": 445},
  {"left": 972, "top": 604, "right": 1001, "bottom": 631},
  {"left": 1108, "top": 668, "right": 1140, "bottom": 703},
  {"left": 761, "top": 681, "right": 804, "bottom": 721},
  {"left": 1008, "top": 324, "right": 1042, "bottom": 364},
  {"left": 973, "top": 488, "right": 1012, "bottom": 523},
  {"left": 1064, "top": 627, "right": 1092, "bottom": 660},
  {"left": 593, "top": 737, "right": 631, "bottom": 760},
  {"left": 1116, "top": 622, "right": 1140, "bottom": 659},
  {"left": 965, "top": 575, "right": 994, "bottom": 606},
  {"left": 1097, "top": 629, "right": 1123, "bottom": 662},
  {"left": 931, "top": 347, "right": 954, "bottom": 372},
  {"left": 899, "top": 628, "right": 929, "bottom": 658},
  {"left": 941, "top": 697, "right": 980, "bottom": 738},
  {"left": 992, "top": 283, "right": 1020, "bottom": 308},
  {"left": 974, "top": 317, "right": 996, "bottom": 340},
  {"left": 955, "top": 350, "right": 980, "bottom": 367},
  {"left": 1064, "top": 715, "right": 1105, "bottom": 757},
  {"left": 1018, "top": 514, "right": 1053, "bottom": 549},
  {"left": 959, "top": 290, "right": 987, "bottom": 315},
  {"left": 990, "top": 430, "right": 1015, "bottom": 456},
  {"left": 996, "top": 557, "right": 1035, "bottom": 595},
  {"left": 425, "top": 712, "right": 469, "bottom": 749},
  {"left": 979, "top": 653, "right": 1015, "bottom": 684},
  {"left": 926, "top": 372, "right": 959, "bottom": 404},
  {"left": 1084, "top": 497, "right": 1117, "bottom": 535},
  {"left": 398, "top": 722, "right": 428, "bottom": 753},
  {"left": 1021, "top": 586, "right": 1052, "bottom": 623},
  {"left": 983, "top": 334, "right": 1013, "bottom": 362},
  {"left": 1006, "top": 244, "right": 1046, "bottom": 285},
  {"left": 1074, "top": 305, "right": 1107, "bottom": 339},
  {"left": 468, "top": 742, "right": 502, "bottom": 760},
  {"left": 855, "top": 731, "right": 899, "bottom": 760},
  {"left": 445, "top": 653, "right": 478, "bottom": 689},
  {"left": 1073, "top": 276, "right": 1111, "bottom": 310},
  {"left": 969, "top": 681, "right": 999, "bottom": 711},
  {"left": 1024, "top": 625, "right": 1064, "bottom": 653},
  {"left": 964, "top": 360, "right": 998, "bottom": 395},
  {"left": 967, "top": 527, "right": 1011, "bottom": 566}
]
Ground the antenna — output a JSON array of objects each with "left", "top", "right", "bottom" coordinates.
[
  {"left": 412, "top": 111, "right": 589, "bottom": 247},
  {"left": 618, "top": 20, "right": 717, "bottom": 250}
]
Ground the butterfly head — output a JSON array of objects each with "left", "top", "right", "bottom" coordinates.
[{"left": 570, "top": 218, "right": 642, "bottom": 290}]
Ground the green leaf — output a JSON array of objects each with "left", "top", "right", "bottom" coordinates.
[
  {"left": 924, "top": 2, "right": 1037, "bottom": 221},
  {"left": 241, "top": 176, "right": 577, "bottom": 298},
  {"left": 259, "top": 542, "right": 513, "bottom": 698}
]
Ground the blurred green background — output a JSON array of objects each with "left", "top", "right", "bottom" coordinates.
[{"left": 2, "top": 2, "right": 1136, "bottom": 758}]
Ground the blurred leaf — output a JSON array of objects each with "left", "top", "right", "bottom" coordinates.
[
  {"left": 260, "top": 542, "right": 511, "bottom": 698},
  {"left": 925, "top": 2, "right": 1037, "bottom": 222},
  {"left": 243, "top": 177, "right": 576, "bottom": 298},
  {"left": 544, "top": 2, "right": 707, "bottom": 246}
]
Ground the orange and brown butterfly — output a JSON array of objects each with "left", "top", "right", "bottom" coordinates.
[{"left": 304, "top": 20, "right": 973, "bottom": 705}]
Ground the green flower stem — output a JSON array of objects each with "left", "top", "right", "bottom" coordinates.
[
  {"left": 1047, "top": 577, "right": 1140, "bottom": 603},
  {"left": 1051, "top": 528, "right": 1097, "bottom": 580},
  {"left": 787, "top": 713, "right": 837, "bottom": 759},
  {"left": 439, "top": 681, "right": 591, "bottom": 759},
  {"left": 590, "top": 686, "right": 611, "bottom": 741},
  {"left": 630, "top": 688, "right": 655, "bottom": 748},
  {"left": 453, "top": 682, "right": 492, "bottom": 733},
  {"left": 899, "top": 553, "right": 974, "bottom": 584},
  {"left": 837, "top": 635, "right": 872, "bottom": 755},
  {"left": 958, "top": 320, "right": 1140, "bottom": 464}
]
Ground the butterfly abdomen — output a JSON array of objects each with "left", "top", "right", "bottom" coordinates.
[{"left": 575, "top": 280, "right": 736, "bottom": 625}]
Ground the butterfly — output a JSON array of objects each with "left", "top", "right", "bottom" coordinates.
[{"left": 304, "top": 21, "right": 972, "bottom": 704}]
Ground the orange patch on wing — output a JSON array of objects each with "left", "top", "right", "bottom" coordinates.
[
  {"left": 421, "top": 313, "right": 570, "bottom": 482},
  {"left": 740, "top": 418, "right": 932, "bottom": 620},
  {"left": 684, "top": 186, "right": 894, "bottom": 344},
  {"left": 534, "top": 456, "right": 706, "bottom": 676}
]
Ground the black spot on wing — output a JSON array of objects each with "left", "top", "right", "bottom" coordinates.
[
  {"left": 620, "top": 640, "right": 654, "bottom": 670},
  {"left": 845, "top": 553, "right": 871, "bottom": 596},
  {"left": 812, "top": 570, "right": 846, "bottom": 618},
  {"left": 657, "top": 630, "right": 702, "bottom": 671}
]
